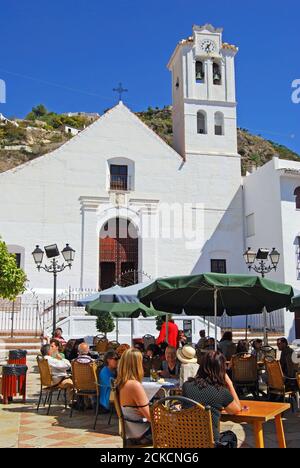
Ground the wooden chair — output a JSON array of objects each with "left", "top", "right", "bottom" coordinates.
[
  {"left": 143, "top": 334, "right": 156, "bottom": 350},
  {"left": 70, "top": 360, "right": 100, "bottom": 429},
  {"left": 265, "top": 357, "right": 299, "bottom": 411},
  {"left": 150, "top": 396, "right": 215, "bottom": 448},
  {"left": 112, "top": 384, "right": 152, "bottom": 448},
  {"left": 261, "top": 346, "right": 277, "bottom": 361},
  {"left": 36, "top": 356, "right": 67, "bottom": 415},
  {"left": 95, "top": 338, "right": 109, "bottom": 354},
  {"left": 231, "top": 353, "right": 259, "bottom": 399}
]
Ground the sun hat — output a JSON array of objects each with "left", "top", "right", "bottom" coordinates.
[{"left": 176, "top": 345, "right": 197, "bottom": 364}]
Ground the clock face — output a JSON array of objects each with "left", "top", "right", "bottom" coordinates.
[{"left": 199, "top": 39, "right": 217, "bottom": 54}]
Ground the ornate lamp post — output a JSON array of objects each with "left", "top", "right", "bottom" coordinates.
[
  {"left": 243, "top": 247, "right": 281, "bottom": 344},
  {"left": 32, "top": 244, "right": 75, "bottom": 335}
]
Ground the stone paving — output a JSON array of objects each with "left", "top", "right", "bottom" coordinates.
[{"left": 0, "top": 358, "right": 299, "bottom": 448}]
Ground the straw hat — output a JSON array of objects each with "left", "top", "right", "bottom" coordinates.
[{"left": 176, "top": 345, "right": 197, "bottom": 364}]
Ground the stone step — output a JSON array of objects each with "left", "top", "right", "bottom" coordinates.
[
  {"left": 0, "top": 338, "right": 41, "bottom": 344},
  {"left": 0, "top": 343, "right": 41, "bottom": 350},
  {"left": 0, "top": 331, "right": 40, "bottom": 337}
]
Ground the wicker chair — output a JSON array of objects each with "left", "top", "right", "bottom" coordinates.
[
  {"left": 265, "top": 357, "right": 299, "bottom": 411},
  {"left": 112, "top": 384, "right": 152, "bottom": 448},
  {"left": 231, "top": 353, "right": 259, "bottom": 399},
  {"left": 70, "top": 360, "right": 100, "bottom": 429},
  {"left": 36, "top": 356, "right": 68, "bottom": 415},
  {"left": 150, "top": 396, "right": 214, "bottom": 449},
  {"left": 95, "top": 338, "right": 109, "bottom": 354},
  {"left": 261, "top": 346, "right": 277, "bottom": 361},
  {"left": 143, "top": 334, "right": 156, "bottom": 350}
]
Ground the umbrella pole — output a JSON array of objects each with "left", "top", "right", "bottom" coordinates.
[
  {"left": 116, "top": 318, "right": 119, "bottom": 343},
  {"left": 245, "top": 315, "right": 248, "bottom": 341},
  {"left": 263, "top": 308, "right": 268, "bottom": 346},
  {"left": 214, "top": 288, "right": 218, "bottom": 351},
  {"left": 131, "top": 318, "right": 133, "bottom": 346}
]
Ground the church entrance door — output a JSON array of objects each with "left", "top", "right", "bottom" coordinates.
[{"left": 99, "top": 218, "right": 138, "bottom": 290}]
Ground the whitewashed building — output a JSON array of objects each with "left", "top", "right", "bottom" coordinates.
[{"left": 0, "top": 24, "right": 299, "bottom": 339}]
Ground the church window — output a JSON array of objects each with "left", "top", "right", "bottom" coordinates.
[
  {"left": 197, "top": 111, "right": 207, "bottom": 135},
  {"left": 110, "top": 165, "right": 128, "bottom": 191},
  {"left": 294, "top": 187, "right": 300, "bottom": 209},
  {"left": 195, "top": 61, "right": 205, "bottom": 83},
  {"left": 211, "top": 259, "right": 227, "bottom": 274},
  {"left": 214, "top": 112, "right": 224, "bottom": 136},
  {"left": 213, "top": 62, "right": 222, "bottom": 85}
]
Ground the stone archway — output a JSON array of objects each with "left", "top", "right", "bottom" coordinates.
[{"left": 99, "top": 217, "right": 139, "bottom": 290}]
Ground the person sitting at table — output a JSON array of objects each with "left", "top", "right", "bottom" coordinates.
[
  {"left": 116, "top": 348, "right": 152, "bottom": 445},
  {"left": 74, "top": 342, "right": 95, "bottom": 364},
  {"left": 160, "top": 346, "right": 181, "bottom": 379},
  {"left": 182, "top": 350, "right": 241, "bottom": 447},
  {"left": 277, "top": 338, "right": 299, "bottom": 381},
  {"left": 177, "top": 345, "right": 199, "bottom": 386},
  {"left": 99, "top": 350, "right": 119, "bottom": 413},
  {"left": 178, "top": 330, "right": 188, "bottom": 348},
  {"left": 219, "top": 332, "right": 237, "bottom": 361},
  {"left": 196, "top": 330, "right": 207, "bottom": 350},
  {"left": 236, "top": 340, "right": 250, "bottom": 355},
  {"left": 40, "top": 344, "right": 73, "bottom": 402},
  {"left": 251, "top": 339, "right": 263, "bottom": 361},
  {"left": 50, "top": 338, "right": 66, "bottom": 359},
  {"left": 156, "top": 316, "right": 179, "bottom": 349},
  {"left": 53, "top": 328, "right": 67, "bottom": 347},
  {"left": 204, "top": 337, "right": 217, "bottom": 351},
  {"left": 145, "top": 343, "right": 161, "bottom": 359}
]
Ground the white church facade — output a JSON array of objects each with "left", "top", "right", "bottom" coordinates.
[{"left": 0, "top": 24, "right": 299, "bottom": 340}]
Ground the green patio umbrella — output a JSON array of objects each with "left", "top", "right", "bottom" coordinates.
[
  {"left": 289, "top": 294, "right": 300, "bottom": 312},
  {"left": 138, "top": 273, "right": 294, "bottom": 348},
  {"left": 86, "top": 300, "right": 165, "bottom": 344}
]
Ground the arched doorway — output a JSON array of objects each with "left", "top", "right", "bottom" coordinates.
[{"left": 99, "top": 218, "right": 139, "bottom": 290}]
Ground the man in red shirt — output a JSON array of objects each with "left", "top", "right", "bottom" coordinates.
[{"left": 156, "top": 316, "right": 179, "bottom": 349}]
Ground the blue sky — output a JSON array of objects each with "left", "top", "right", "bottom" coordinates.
[{"left": 0, "top": 0, "right": 299, "bottom": 153}]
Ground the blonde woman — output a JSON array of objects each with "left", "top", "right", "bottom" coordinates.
[{"left": 116, "top": 348, "right": 152, "bottom": 444}]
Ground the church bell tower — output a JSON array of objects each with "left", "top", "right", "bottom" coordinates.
[{"left": 168, "top": 24, "right": 239, "bottom": 160}]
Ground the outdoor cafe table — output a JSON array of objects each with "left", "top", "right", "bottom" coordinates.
[
  {"left": 221, "top": 400, "right": 290, "bottom": 448},
  {"left": 143, "top": 378, "right": 180, "bottom": 401}
]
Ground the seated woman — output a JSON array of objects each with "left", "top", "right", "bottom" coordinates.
[
  {"left": 116, "top": 348, "right": 152, "bottom": 445},
  {"left": 236, "top": 340, "right": 250, "bottom": 356},
  {"left": 160, "top": 346, "right": 180, "bottom": 379},
  {"left": 99, "top": 350, "right": 119, "bottom": 412},
  {"left": 251, "top": 339, "right": 263, "bottom": 361},
  {"left": 183, "top": 351, "right": 241, "bottom": 447},
  {"left": 219, "top": 332, "right": 237, "bottom": 361}
]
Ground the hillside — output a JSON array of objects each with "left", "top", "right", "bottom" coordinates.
[{"left": 0, "top": 105, "right": 298, "bottom": 175}]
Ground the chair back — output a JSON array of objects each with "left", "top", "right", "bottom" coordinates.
[
  {"left": 261, "top": 346, "right": 277, "bottom": 361},
  {"left": 150, "top": 396, "right": 214, "bottom": 448},
  {"left": 232, "top": 353, "right": 258, "bottom": 384},
  {"left": 36, "top": 356, "right": 53, "bottom": 387},
  {"left": 71, "top": 360, "right": 98, "bottom": 394},
  {"left": 112, "top": 384, "right": 127, "bottom": 444},
  {"left": 265, "top": 357, "right": 285, "bottom": 392},
  {"left": 143, "top": 334, "right": 156, "bottom": 350},
  {"left": 95, "top": 338, "right": 109, "bottom": 353}
]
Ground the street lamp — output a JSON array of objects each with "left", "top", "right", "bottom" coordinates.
[
  {"left": 32, "top": 244, "right": 75, "bottom": 335},
  {"left": 243, "top": 247, "right": 280, "bottom": 278},
  {"left": 243, "top": 247, "right": 281, "bottom": 345}
]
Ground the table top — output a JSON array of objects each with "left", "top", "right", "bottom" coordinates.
[{"left": 221, "top": 400, "right": 290, "bottom": 423}]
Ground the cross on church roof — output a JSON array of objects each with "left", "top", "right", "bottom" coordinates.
[{"left": 113, "top": 83, "right": 128, "bottom": 102}]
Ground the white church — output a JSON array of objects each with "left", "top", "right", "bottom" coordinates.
[{"left": 0, "top": 24, "right": 300, "bottom": 341}]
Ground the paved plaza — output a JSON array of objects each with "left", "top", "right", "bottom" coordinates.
[{"left": 0, "top": 358, "right": 299, "bottom": 449}]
